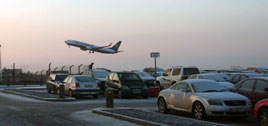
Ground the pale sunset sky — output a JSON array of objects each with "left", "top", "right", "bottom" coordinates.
[{"left": 0, "top": 0, "right": 267, "bottom": 72}]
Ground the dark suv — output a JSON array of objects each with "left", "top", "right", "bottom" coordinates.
[
  {"left": 105, "top": 72, "right": 149, "bottom": 98},
  {"left": 46, "top": 74, "right": 68, "bottom": 94}
]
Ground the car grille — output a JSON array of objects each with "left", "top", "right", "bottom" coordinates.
[
  {"left": 130, "top": 86, "right": 143, "bottom": 89},
  {"left": 224, "top": 100, "right": 246, "bottom": 106}
]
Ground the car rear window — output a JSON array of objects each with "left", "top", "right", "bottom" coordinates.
[
  {"left": 75, "top": 76, "right": 96, "bottom": 82},
  {"left": 55, "top": 75, "right": 68, "bottom": 82},
  {"left": 118, "top": 73, "right": 141, "bottom": 81},
  {"left": 183, "top": 68, "right": 200, "bottom": 75}
]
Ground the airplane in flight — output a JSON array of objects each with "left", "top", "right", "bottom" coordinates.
[{"left": 65, "top": 40, "right": 122, "bottom": 54}]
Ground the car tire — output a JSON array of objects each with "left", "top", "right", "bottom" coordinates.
[
  {"left": 158, "top": 97, "right": 169, "bottom": 114},
  {"left": 260, "top": 108, "right": 268, "bottom": 126},
  {"left": 193, "top": 102, "right": 206, "bottom": 120}
]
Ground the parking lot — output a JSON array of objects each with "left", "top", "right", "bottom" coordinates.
[{"left": 0, "top": 85, "right": 260, "bottom": 126}]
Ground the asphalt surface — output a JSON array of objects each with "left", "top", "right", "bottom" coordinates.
[
  {"left": 0, "top": 91, "right": 155, "bottom": 126},
  {"left": 0, "top": 86, "right": 260, "bottom": 126}
]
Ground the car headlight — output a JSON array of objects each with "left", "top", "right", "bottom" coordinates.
[{"left": 207, "top": 99, "right": 223, "bottom": 105}]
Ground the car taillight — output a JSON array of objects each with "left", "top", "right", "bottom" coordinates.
[
  {"left": 75, "top": 83, "right": 80, "bottom": 87},
  {"left": 97, "top": 82, "right": 101, "bottom": 87}
]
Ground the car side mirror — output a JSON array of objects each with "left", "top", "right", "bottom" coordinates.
[{"left": 265, "top": 88, "right": 268, "bottom": 92}]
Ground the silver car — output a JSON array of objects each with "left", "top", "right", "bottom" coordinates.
[
  {"left": 62, "top": 75, "right": 100, "bottom": 98},
  {"left": 158, "top": 79, "right": 251, "bottom": 120}
]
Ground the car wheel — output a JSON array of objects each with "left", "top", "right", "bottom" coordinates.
[
  {"left": 158, "top": 97, "right": 169, "bottom": 114},
  {"left": 68, "top": 90, "right": 73, "bottom": 97},
  {"left": 193, "top": 102, "right": 206, "bottom": 120},
  {"left": 260, "top": 108, "right": 268, "bottom": 126}
]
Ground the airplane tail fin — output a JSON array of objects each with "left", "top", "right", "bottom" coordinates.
[{"left": 109, "top": 41, "right": 122, "bottom": 51}]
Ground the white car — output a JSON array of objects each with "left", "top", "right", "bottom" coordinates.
[
  {"left": 158, "top": 79, "right": 251, "bottom": 120},
  {"left": 62, "top": 75, "right": 100, "bottom": 98},
  {"left": 188, "top": 73, "right": 234, "bottom": 87}
]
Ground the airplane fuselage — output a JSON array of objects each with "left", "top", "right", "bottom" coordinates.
[{"left": 65, "top": 40, "right": 119, "bottom": 54}]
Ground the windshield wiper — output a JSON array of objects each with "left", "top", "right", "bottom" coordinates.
[{"left": 218, "top": 89, "right": 228, "bottom": 92}]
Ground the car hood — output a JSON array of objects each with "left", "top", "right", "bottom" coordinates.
[
  {"left": 217, "top": 82, "right": 234, "bottom": 87},
  {"left": 195, "top": 92, "right": 249, "bottom": 100},
  {"left": 121, "top": 80, "right": 145, "bottom": 87}
]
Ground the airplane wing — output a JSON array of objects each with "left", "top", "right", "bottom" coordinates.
[{"left": 90, "top": 43, "right": 112, "bottom": 50}]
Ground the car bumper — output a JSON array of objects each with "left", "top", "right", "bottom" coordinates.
[
  {"left": 122, "top": 89, "right": 149, "bottom": 97},
  {"left": 70, "top": 88, "right": 100, "bottom": 95},
  {"left": 206, "top": 105, "right": 252, "bottom": 116}
]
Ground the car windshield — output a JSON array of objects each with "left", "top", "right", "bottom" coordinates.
[
  {"left": 183, "top": 68, "right": 200, "bottom": 75},
  {"left": 55, "top": 75, "right": 68, "bottom": 82},
  {"left": 75, "top": 76, "right": 96, "bottom": 82},
  {"left": 136, "top": 72, "right": 152, "bottom": 78},
  {"left": 204, "top": 75, "right": 225, "bottom": 82},
  {"left": 118, "top": 73, "right": 141, "bottom": 81},
  {"left": 93, "top": 70, "right": 109, "bottom": 78},
  {"left": 191, "top": 81, "right": 227, "bottom": 93}
]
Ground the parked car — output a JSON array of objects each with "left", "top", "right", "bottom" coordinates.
[
  {"left": 134, "top": 71, "right": 160, "bottom": 97},
  {"left": 157, "top": 79, "right": 251, "bottom": 120},
  {"left": 134, "top": 71, "right": 155, "bottom": 87},
  {"left": 62, "top": 75, "right": 100, "bottom": 98},
  {"left": 83, "top": 68, "right": 110, "bottom": 94},
  {"left": 46, "top": 74, "right": 68, "bottom": 94},
  {"left": 228, "top": 73, "right": 264, "bottom": 84},
  {"left": 156, "top": 66, "right": 200, "bottom": 90},
  {"left": 105, "top": 72, "right": 149, "bottom": 98},
  {"left": 254, "top": 99, "right": 268, "bottom": 126},
  {"left": 188, "top": 73, "right": 233, "bottom": 87},
  {"left": 228, "top": 77, "right": 268, "bottom": 104}
]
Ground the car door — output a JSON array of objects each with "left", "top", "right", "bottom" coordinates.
[
  {"left": 161, "top": 69, "right": 172, "bottom": 88},
  {"left": 253, "top": 79, "right": 268, "bottom": 103},
  {"left": 63, "top": 77, "right": 70, "bottom": 92},
  {"left": 170, "top": 83, "right": 187, "bottom": 109},
  {"left": 237, "top": 79, "right": 256, "bottom": 100},
  {"left": 232, "top": 75, "right": 241, "bottom": 84}
]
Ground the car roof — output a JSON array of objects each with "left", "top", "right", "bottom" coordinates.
[
  {"left": 250, "top": 77, "right": 268, "bottom": 80},
  {"left": 111, "top": 71, "right": 135, "bottom": 74},
  {"left": 182, "top": 79, "right": 216, "bottom": 84}
]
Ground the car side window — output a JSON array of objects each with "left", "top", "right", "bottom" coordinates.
[
  {"left": 172, "top": 68, "right": 181, "bottom": 76},
  {"left": 63, "top": 77, "right": 69, "bottom": 83},
  {"left": 113, "top": 74, "right": 119, "bottom": 81},
  {"left": 255, "top": 80, "right": 268, "bottom": 91},
  {"left": 240, "top": 79, "right": 255, "bottom": 90},
  {"left": 233, "top": 75, "right": 240, "bottom": 83},
  {"left": 240, "top": 75, "right": 247, "bottom": 81},
  {"left": 186, "top": 84, "right": 193, "bottom": 92},
  {"left": 198, "top": 75, "right": 204, "bottom": 79},
  {"left": 191, "top": 75, "right": 197, "bottom": 79}
]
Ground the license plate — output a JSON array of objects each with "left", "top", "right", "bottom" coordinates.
[
  {"left": 133, "top": 89, "right": 141, "bottom": 94},
  {"left": 230, "top": 108, "right": 246, "bottom": 112},
  {"left": 84, "top": 85, "right": 93, "bottom": 88}
]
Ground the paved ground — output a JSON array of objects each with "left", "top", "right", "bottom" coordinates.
[{"left": 0, "top": 85, "right": 260, "bottom": 126}]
